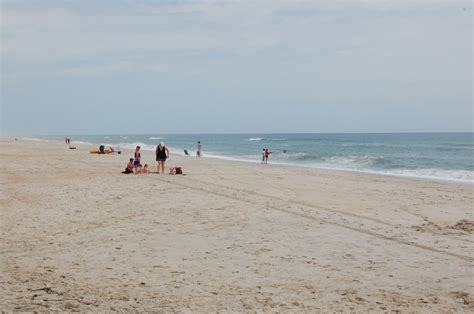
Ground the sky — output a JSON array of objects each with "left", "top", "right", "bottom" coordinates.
[{"left": 1, "top": 0, "right": 472, "bottom": 135}]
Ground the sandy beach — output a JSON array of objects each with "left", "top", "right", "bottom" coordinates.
[{"left": 1, "top": 138, "right": 473, "bottom": 312}]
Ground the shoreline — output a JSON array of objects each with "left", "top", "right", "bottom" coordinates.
[
  {"left": 1, "top": 138, "right": 473, "bottom": 311},
  {"left": 12, "top": 136, "right": 474, "bottom": 185}
]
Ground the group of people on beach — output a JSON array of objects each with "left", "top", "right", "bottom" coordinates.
[{"left": 123, "top": 142, "right": 170, "bottom": 174}]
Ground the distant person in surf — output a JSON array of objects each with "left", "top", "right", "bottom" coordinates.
[
  {"left": 156, "top": 142, "right": 170, "bottom": 174},
  {"left": 197, "top": 141, "right": 202, "bottom": 157},
  {"left": 263, "top": 148, "right": 271, "bottom": 164}
]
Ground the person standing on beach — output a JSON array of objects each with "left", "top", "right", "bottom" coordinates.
[
  {"left": 156, "top": 142, "right": 170, "bottom": 173},
  {"left": 262, "top": 148, "right": 266, "bottom": 164},
  {"left": 263, "top": 148, "right": 271, "bottom": 164},
  {"left": 197, "top": 141, "right": 202, "bottom": 157},
  {"left": 133, "top": 146, "right": 141, "bottom": 172}
]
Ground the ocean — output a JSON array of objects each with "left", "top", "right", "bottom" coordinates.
[{"left": 36, "top": 133, "right": 473, "bottom": 183}]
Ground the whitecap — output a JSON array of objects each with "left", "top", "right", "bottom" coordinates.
[{"left": 120, "top": 143, "right": 155, "bottom": 151}]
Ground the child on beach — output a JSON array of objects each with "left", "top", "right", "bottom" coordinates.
[
  {"left": 133, "top": 146, "right": 141, "bottom": 171},
  {"left": 142, "top": 164, "right": 150, "bottom": 173},
  {"left": 122, "top": 158, "right": 134, "bottom": 174},
  {"left": 135, "top": 164, "right": 142, "bottom": 174}
]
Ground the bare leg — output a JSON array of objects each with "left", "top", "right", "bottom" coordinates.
[{"left": 161, "top": 161, "right": 165, "bottom": 173}]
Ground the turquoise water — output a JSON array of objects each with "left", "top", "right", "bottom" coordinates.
[{"left": 38, "top": 133, "right": 473, "bottom": 183}]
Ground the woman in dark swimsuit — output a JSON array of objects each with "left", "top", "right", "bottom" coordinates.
[{"left": 155, "top": 142, "right": 170, "bottom": 174}]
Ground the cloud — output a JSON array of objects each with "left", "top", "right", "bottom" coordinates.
[
  {"left": 1, "top": 0, "right": 472, "bottom": 133},
  {"left": 2, "top": 0, "right": 468, "bottom": 81},
  {"left": 1, "top": 0, "right": 470, "bottom": 85}
]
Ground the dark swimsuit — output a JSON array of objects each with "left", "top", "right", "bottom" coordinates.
[
  {"left": 156, "top": 146, "right": 167, "bottom": 161},
  {"left": 134, "top": 152, "right": 141, "bottom": 166}
]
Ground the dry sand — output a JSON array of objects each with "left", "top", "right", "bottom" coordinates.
[{"left": 1, "top": 138, "right": 473, "bottom": 312}]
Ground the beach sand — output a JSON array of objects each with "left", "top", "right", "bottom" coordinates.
[{"left": 1, "top": 138, "right": 473, "bottom": 312}]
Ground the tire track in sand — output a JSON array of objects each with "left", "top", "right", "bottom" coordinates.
[{"left": 157, "top": 176, "right": 473, "bottom": 262}]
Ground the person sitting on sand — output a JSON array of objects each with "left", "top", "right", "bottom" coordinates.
[
  {"left": 142, "top": 164, "right": 150, "bottom": 174},
  {"left": 135, "top": 164, "right": 143, "bottom": 174},
  {"left": 122, "top": 158, "right": 134, "bottom": 174},
  {"left": 155, "top": 142, "right": 170, "bottom": 174}
]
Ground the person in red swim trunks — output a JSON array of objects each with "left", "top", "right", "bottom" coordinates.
[{"left": 263, "top": 148, "right": 271, "bottom": 164}]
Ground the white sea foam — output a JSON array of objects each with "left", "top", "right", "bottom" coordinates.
[
  {"left": 301, "top": 162, "right": 473, "bottom": 184},
  {"left": 246, "top": 137, "right": 286, "bottom": 142},
  {"left": 374, "top": 168, "right": 474, "bottom": 184},
  {"left": 21, "top": 137, "right": 48, "bottom": 142},
  {"left": 149, "top": 136, "right": 164, "bottom": 140},
  {"left": 195, "top": 152, "right": 262, "bottom": 164},
  {"left": 188, "top": 151, "right": 473, "bottom": 184},
  {"left": 72, "top": 140, "right": 95, "bottom": 146},
  {"left": 120, "top": 142, "right": 156, "bottom": 151},
  {"left": 272, "top": 152, "right": 308, "bottom": 161},
  {"left": 324, "top": 155, "right": 386, "bottom": 168}
]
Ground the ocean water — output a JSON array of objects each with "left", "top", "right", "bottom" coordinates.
[{"left": 38, "top": 133, "right": 473, "bottom": 183}]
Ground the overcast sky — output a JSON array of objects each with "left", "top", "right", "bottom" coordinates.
[{"left": 1, "top": 0, "right": 472, "bottom": 135}]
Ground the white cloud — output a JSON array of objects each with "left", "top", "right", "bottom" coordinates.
[
  {"left": 1, "top": 0, "right": 472, "bottom": 133},
  {"left": 1, "top": 0, "right": 470, "bottom": 83}
]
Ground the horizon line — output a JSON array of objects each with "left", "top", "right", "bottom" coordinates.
[{"left": 3, "top": 131, "right": 473, "bottom": 137}]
